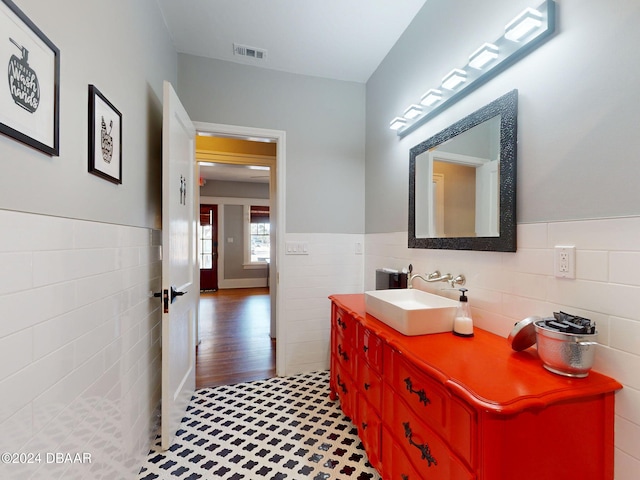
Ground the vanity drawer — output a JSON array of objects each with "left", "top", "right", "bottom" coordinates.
[
  {"left": 357, "top": 397, "right": 382, "bottom": 472},
  {"left": 333, "top": 335, "right": 356, "bottom": 376},
  {"left": 384, "top": 397, "right": 473, "bottom": 480},
  {"left": 357, "top": 355, "right": 383, "bottom": 413},
  {"left": 385, "top": 347, "right": 475, "bottom": 465},
  {"left": 357, "top": 324, "right": 383, "bottom": 372},
  {"left": 333, "top": 305, "right": 355, "bottom": 344},
  {"left": 333, "top": 366, "right": 356, "bottom": 420},
  {"left": 381, "top": 430, "right": 426, "bottom": 480},
  {"left": 385, "top": 347, "right": 448, "bottom": 436}
]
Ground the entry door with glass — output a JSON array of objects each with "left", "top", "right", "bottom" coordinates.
[{"left": 199, "top": 204, "right": 218, "bottom": 291}]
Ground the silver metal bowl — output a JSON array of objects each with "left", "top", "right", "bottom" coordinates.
[{"left": 534, "top": 320, "right": 598, "bottom": 378}]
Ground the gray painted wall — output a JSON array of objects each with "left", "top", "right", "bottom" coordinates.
[
  {"left": 178, "top": 54, "right": 366, "bottom": 234},
  {"left": 222, "top": 204, "right": 263, "bottom": 280},
  {"left": 0, "top": 1, "right": 176, "bottom": 476},
  {"left": 366, "top": 0, "right": 640, "bottom": 233},
  {"left": 0, "top": 0, "right": 176, "bottom": 229}
]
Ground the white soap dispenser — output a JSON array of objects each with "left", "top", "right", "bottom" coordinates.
[{"left": 453, "top": 288, "right": 474, "bottom": 337}]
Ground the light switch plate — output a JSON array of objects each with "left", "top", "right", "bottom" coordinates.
[{"left": 285, "top": 241, "right": 309, "bottom": 255}]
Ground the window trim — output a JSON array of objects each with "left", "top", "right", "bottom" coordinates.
[{"left": 243, "top": 204, "right": 270, "bottom": 268}]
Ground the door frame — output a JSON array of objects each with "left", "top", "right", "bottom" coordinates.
[{"left": 193, "top": 121, "right": 286, "bottom": 377}]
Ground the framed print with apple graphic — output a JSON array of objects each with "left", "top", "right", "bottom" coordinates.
[
  {"left": 88, "top": 85, "right": 122, "bottom": 184},
  {"left": 0, "top": 0, "right": 60, "bottom": 156}
]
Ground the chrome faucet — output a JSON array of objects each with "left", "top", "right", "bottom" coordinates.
[{"left": 409, "top": 270, "right": 465, "bottom": 288}]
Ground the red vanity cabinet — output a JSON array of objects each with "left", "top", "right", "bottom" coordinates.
[
  {"left": 329, "top": 303, "right": 357, "bottom": 420},
  {"left": 329, "top": 294, "right": 622, "bottom": 480},
  {"left": 355, "top": 323, "right": 384, "bottom": 470}
]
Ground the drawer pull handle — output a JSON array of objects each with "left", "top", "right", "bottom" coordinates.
[
  {"left": 363, "top": 345, "right": 369, "bottom": 352},
  {"left": 401, "top": 476, "right": 409, "bottom": 480},
  {"left": 404, "top": 377, "right": 431, "bottom": 406},
  {"left": 337, "top": 317, "right": 346, "bottom": 329},
  {"left": 364, "top": 382, "right": 370, "bottom": 390},
  {"left": 337, "top": 374, "right": 348, "bottom": 394},
  {"left": 338, "top": 344, "right": 349, "bottom": 362},
  {"left": 361, "top": 421, "right": 368, "bottom": 430},
  {"left": 403, "top": 421, "right": 438, "bottom": 467}
]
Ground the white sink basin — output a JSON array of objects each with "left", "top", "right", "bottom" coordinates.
[{"left": 364, "top": 289, "right": 458, "bottom": 336}]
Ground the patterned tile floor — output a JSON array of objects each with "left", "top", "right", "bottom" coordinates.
[{"left": 138, "top": 371, "right": 382, "bottom": 480}]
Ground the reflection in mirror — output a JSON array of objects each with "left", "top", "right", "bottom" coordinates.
[
  {"left": 415, "top": 115, "right": 500, "bottom": 238},
  {"left": 409, "top": 90, "right": 517, "bottom": 251}
]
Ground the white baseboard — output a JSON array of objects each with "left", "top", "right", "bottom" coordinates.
[{"left": 218, "top": 278, "right": 268, "bottom": 289}]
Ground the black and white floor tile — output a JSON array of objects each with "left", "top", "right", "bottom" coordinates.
[{"left": 138, "top": 371, "right": 382, "bottom": 480}]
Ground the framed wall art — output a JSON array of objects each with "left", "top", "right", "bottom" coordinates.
[
  {"left": 88, "top": 85, "right": 122, "bottom": 184},
  {"left": 0, "top": 0, "right": 60, "bottom": 156}
]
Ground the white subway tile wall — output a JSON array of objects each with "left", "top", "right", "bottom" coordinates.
[
  {"left": 281, "top": 233, "right": 364, "bottom": 376},
  {"left": 3, "top": 210, "right": 638, "bottom": 478},
  {"left": 0, "top": 210, "right": 162, "bottom": 479},
  {"left": 364, "top": 218, "right": 640, "bottom": 480}
]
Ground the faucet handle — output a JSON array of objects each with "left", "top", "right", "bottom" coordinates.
[
  {"left": 427, "top": 270, "right": 441, "bottom": 280},
  {"left": 449, "top": 274, "right": 466, "bottom": 287}
]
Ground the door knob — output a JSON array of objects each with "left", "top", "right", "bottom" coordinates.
[
  {"left": 171, "top": 286, "right": 187, "bottom": 303},
  {"left": 153, "top": 288, "right": 187, "bottom": 313}
]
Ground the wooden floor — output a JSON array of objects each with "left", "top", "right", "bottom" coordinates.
[{"left": 196, "top": 287, "right": 275, "bottom": 389}]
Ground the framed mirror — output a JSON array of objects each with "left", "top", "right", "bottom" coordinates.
[{"left": 409, "top": 90, "right": 517, "bottom": 251}]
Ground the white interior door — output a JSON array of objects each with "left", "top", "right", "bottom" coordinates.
[
  {"left": 476, "top": 159, "right": 499, "bottom": 236},
  {"left": 432, "top": 173, "right": 445, "bottom": 236},
  {"left": 161, "top": 81, "right": 198, "bottom": 450},
  {"left": 414, "top": 151, "right": 434, "bottom": 238}
]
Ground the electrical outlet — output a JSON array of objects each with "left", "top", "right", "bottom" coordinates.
[{"left": 554, "top": 246, "right": 575, "bottom": 279}]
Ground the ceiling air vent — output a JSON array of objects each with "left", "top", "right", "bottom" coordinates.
[{"left": 233, "top": 43, "right": 267, "bottom": 61}]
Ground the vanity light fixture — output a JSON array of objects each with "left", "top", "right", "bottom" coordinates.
[
  {"left": 389, "top": 117, "right": 408, "bottom": 130},
  {"left": 420, "top": 89, "right": 443, "bottom": 107},
  {"left": 403, "top": 104, "right": 423, "bottom": 119},
  {"left": 505, "top": 7, "right": 543, "bottom": 41},
  {"left": 441, "top": 68, "right": 468, "bottom": 90},
  {"left": 391, "top": 0, "right": 556, "bottom": 137},
  {"left": 468, "top": 43, "right": 499, "bottom": 69}
]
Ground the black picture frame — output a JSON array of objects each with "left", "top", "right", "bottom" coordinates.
[
  {"left": 88, "top": 85, "right": 122, "bottom": 184},
  {"left": 0, "top": 0, "right": 60, "bottom": 156}
]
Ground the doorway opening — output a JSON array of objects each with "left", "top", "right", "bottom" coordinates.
[
  {"left": 193, "top": 123, "right": 285, "bottom": 387},
  {"left": 196, "top": 287, "right": 273, "bottom": 387}
]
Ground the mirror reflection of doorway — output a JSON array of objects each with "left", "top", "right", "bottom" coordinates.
[{"left": 199, "top": 204, "right": 218, "bottom": 292}]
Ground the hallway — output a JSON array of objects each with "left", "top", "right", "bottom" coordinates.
[{"left": 196, "top": 288, "right": 275, "bottom": 388}]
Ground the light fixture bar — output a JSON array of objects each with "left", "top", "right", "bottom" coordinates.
[
  {"left": 389, "top": 117, "right": 408, "bottom": 131},
  {"left": 441, "top": 69, "right": 467, "bottom": 90},
  {"left": 420, "top": 89, "right": 443, "bottom": 107},
  {"left": 403, "top": 104, "right": 423, "bottom": 119},
  {"left": 505, "top": 7, "right": 543, "bottom": 41},
  {"left": 469, "top": 43, "right": 499, "bottom": 69},
  {"left": 390, "top": 0, "right": 555, "bottom": 135}
]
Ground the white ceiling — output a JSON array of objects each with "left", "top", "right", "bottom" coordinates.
[
  {"left": 156, "top": 0, "right": 428, "bottom": 83},
  {"left": 200, "top": 162, "right": 270, "bottom": 184},
  {"left": 162, "top": 0, "right": 427, "bottom": 184}
]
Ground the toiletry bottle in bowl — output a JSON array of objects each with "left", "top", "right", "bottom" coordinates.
[{"left": 453, "top": 288, "right": 474, "bottom": 337}]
